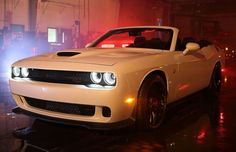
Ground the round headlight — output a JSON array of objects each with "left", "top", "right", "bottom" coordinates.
[
  {"left": 103, "top": 72, "right": 116, "bottom": 85},
  {"left": 12, "top": 67, "right": 21, "bottom": 77},
  {"left": 90, "top": 72, "right": 102, "bottom": 84},
  {"left": 21, "top": 67, "right": 29, "bottom": 78}
]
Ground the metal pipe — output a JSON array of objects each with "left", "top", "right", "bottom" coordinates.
[
  {"left": 87, "top": 0, "right": 89, "bottom": 35},
  {"left": 3, "top": 0, "right": 7, "bottom": 27}
]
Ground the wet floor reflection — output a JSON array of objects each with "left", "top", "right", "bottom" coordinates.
[
  {"left": 4, "top": 92, "right": 222, "bottom": 152},
  {"left": 0, "top": 60, "right": 236, "bottom": 152}
]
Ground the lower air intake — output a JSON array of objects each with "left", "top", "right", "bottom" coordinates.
[{"left": 24, "top": 97, "right": 95, "bottom": 116}]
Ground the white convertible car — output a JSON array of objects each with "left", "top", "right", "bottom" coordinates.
[{"left": 10, "top": 26, "right": 223, "bottom": 129}]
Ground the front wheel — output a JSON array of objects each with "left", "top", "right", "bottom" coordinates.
[{"left": 136, "top": 74, "right": 167, "bottom": 129}]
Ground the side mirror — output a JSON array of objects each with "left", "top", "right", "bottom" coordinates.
[
  {"left": 183, "top": 42, "right": 200, "bottom": 55},
  {"left": 85, "top": 43, "right": 92, "bottom": 48}
]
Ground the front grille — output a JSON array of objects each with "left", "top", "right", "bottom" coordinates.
[
  {"left": 24, "top": 97, "right": 95, "bottom": 116},
  {"left": 28, "top": 69, "right": 91, "bottom": 84}
]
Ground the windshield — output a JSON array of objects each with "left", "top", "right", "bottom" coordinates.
[{"left": 90, "top": 28, "right": 173, "bottom": 50}]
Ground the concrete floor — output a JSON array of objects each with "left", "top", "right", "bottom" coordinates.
[{"left": 0, "top": 60, "right": 236, "bottom": 152}]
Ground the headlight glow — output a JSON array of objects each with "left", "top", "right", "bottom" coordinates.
[
  {"left": 103, "top": 72, "right": 116, "bottom": 85},
  {"left": 21, "top": 67, "right": 29, "bottom": 78},
  {"left": 12, "top": 67, "right": 21, "bottom": 77},
  {"left": 90, "top": 72, "right": 102, "bottom": 84}
]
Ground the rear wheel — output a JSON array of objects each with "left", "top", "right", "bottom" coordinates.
[
  {"left": 136, "top": 74, "right": 167, "bottom": 129},
  {"left": 208, "top": 63, "right": 222, "bottom": 94}
]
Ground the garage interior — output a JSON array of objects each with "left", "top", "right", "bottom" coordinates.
[{"left": 0, "top": 0, "right": 236, "bottom": 151}]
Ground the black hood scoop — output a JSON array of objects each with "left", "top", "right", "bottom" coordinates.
[{"left": 57, "top": 52, "right": 80, "bottom": 57}]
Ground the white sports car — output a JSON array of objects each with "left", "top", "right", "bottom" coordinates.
[{"left": 10, "top": 26, "right": 223, "bottom": 129}]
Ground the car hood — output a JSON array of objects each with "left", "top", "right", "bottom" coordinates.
[{"left": 27, "top": 48, "right": 162, "bottom": 66}]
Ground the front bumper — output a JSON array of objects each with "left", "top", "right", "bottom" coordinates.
[
  {"left": 10, "top": 78, "right": 137, "bottom": 125},
  {"left": 12, "top": 107, "right": 134, "bottom": 130}
]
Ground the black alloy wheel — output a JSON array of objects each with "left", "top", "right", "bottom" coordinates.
[
  {"left": 136, "top": 74, "right": 167, "bottom": 129},
  {"left": 209, "top": 63, "right": 222, "bottom": 93}
]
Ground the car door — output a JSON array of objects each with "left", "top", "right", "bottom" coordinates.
[{"left": 174, "top": 49, "right": 208, "bottom": 100}]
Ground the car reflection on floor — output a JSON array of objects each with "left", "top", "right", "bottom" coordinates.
[
  {"left": 1, "top": 60, "right": 236, "bottom": 152},
  {"left": 10, "top": 93, "right": 220, "bottom": 152}
]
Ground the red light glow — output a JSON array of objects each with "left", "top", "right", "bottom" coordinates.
[
  {"left": 221, "top": 68, "right": 226, "bottom": 73},
  {"left": 178, "top": 84, "right": 190, "bottom": 91},
  {"left": 219, "top": 112, "right": 224, "bottom": 124},
  {"left": 197, "top": 131, "right": 206, "bottom": 140},
  {"left": 196, "top": 128, "right": 207, "bottom": 144}
]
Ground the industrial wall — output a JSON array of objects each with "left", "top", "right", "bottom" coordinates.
[
  {"left": 0, "top": 0, "right": 170, "bottom": 51},
  {"left": 0, "top": 0, "right": 29, "bottom": 30},
  {"left": 171, "top": 1, "right": 236, "bottom": 52},
  {"left": 36, "top": 0, "right": 120, "bottom": 35},
  {"left": 0, "top": 0, "right": 119, "bottom": 32},
  {"left": 118, "top": 0, "right": 171, "bottom": 26}
]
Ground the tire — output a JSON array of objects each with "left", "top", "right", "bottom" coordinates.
[
  {"left": 136, "top": 74, "right": 167, "bottom": 129},
  {"left": 208, "top": 63, "right": 222, "bottom": 94}
]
